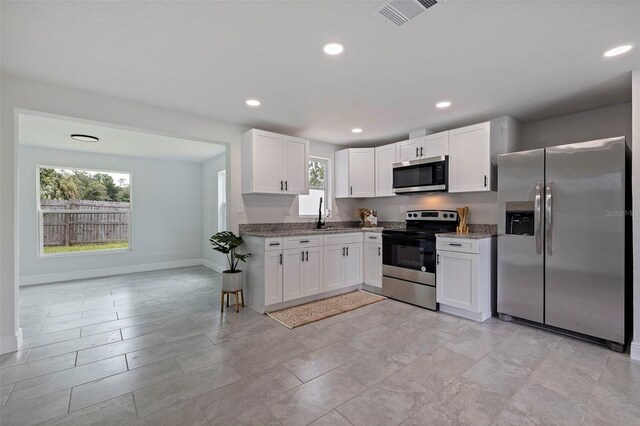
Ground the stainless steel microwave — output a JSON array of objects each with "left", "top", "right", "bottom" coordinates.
[{"left": 392, "top": 156, "right": 448, "bottom": 194}]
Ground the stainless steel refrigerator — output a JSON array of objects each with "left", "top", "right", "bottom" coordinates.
[{"left": 497, "top": 137, "right": 630, "bottom": 351}]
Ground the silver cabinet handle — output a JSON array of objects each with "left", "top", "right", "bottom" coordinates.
[
  {"left": 342, "top": 247, "right": 345, "bottom": 256},
  {"left": 545, "top": 181, "right": 553, "bottom": 255},
  {"left": 416, "top": 147, "right": 419, "bottom": 157},
  {"left": 279, "top": 253, "right": 283, "bottom": 264},
  {"left": 534, "top": 182, "right": 543, "bottom": 255},
  {"left": 448, "top": 243, "right": 462, "bottom": 247},
  {"left": 436, "top": 254, "right": 440, "bottom": 265},
  {"left": 350, "top": 186, "right": 353, "bottom": 196},
  {"left": 346, "top": 246, "right": 349, "bottom": 256},
  {"left": 280, "top": 180, "right": 284, "bottom": 191},
  {"left": 300, "top": 240, "right": 310, "bottom": 243},
  {"left": 368, "top": 235, "right": 378, "bottom": 239},
  {"left": 305, "top": 251, "right": 309, "bottom": 262},
  {"left": 420, "top": 147, "right": 423, "bottom": 157},
  {"left": 285, "top": 181, "right": 288, "bottom": 191},
  {"left": 269, "top": 242, "right": 281, "bottom": 246},
  {"left": 301, "top": 251, "right": 305, "bottom": 261},
  {"left": 378, "top": 246, "right": 381, "bottom": 256},
  {"left": 484, "top": 175, "right": 488, "bottom": 188}
]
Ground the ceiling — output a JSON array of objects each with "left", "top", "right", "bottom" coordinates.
[
  {"left": 19, "top": 113, "right": 226, "bottom": 162},
  {"left": 3, "top": 1, "right": 639, "bottom": 146}
]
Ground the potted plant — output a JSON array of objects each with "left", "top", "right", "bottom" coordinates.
[{"left": 209, "top": 231, "right": 251, "bottom": 293}]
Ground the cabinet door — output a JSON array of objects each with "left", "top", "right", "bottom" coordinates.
[
  {"left": 448, "top": 123, "right": 491, "bottom": 193},
  {"left": 303, "top": 247, "right": 323, "bottom": 296},
  {"left": 264, "top": 251, "right": 283, "bottom": 305},
  {"left": 323, "top": 245, "right": 345, "bottom": 291},
  {"left": 334, "top": 149, "right": 350, "bottom": 199},
  {"left": 364, "top": 243, "right": 382, "bottom": 288},
  {"left": 436, "top": 250, "right": 478, "bottom": 312},
  {"left": 375, "top": 143, "right": 398, "bottom": 197},
  {"left": 422, "top": 131, "right": 449, "bottom": 158},
  {"left": 348, "top": 148, "right": 375, "bottom": 197},
  {"left": 283, "top": 249, "right": 304, "bottom": 302},
  {"left": 252, "top": 131, "right": 284, "bottom": 194},
  {"left": 343, "top": 243, "right": 363, "bottom": 287},
  {"left": 397, "top": 139, "right": 422, "bottom": 162},
  {"left": 283, "top": 136, "right": 308, "bottom": 195}
]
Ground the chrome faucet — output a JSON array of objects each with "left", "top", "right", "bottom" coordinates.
[{"left": 317, "top": 197, "right": 326, "bottom": 229}]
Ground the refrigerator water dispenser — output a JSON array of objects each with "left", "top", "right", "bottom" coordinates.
[{"left": 505, "top": 201, "right": 535, "bottom": 236}]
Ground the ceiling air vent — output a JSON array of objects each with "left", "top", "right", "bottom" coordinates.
[{"left": 373, "top": 0, "right": 438, "bottom": 28}]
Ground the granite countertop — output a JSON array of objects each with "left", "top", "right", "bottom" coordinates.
[
  {"left": 435, "top": 232, "right": 495, "bottom": 240},
  {"left": 241, "top": 227, "right": 384, "bottom": 238}
]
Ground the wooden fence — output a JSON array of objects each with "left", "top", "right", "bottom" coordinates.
[{"left": 41, "top": 200, "right": 130, "bottom": 246}]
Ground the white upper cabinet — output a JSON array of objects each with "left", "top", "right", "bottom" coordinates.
[
  {"left": 448, "top": 117, "right": 519, "bottom": 193},
  {"left": 374, "top": 143, "right": 399, "bottom": 197},
  {"left": 335, "top": 148, "right": 375, "bottom": 198},
  {"left": 242, "top": 129, "right": 309, "bottom": 195},
  {"left": 398, "top": 131, "right": 449, "bottom": 162},
  {"left": 448, "top": 122, "right": 491, "bottom": 193}
]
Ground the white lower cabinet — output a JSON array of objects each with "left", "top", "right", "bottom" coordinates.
[
  {"left": 244, "top": 233, "right": 363, "bottom": 313},
  {"left": 264, "top": 250, "right": 283, "bottom": 305},
  {"left": 436, "top": 236, "right": 495, "bottom": 322},
  {"left": 364, "top": 241, "right": 382, "bottom": 288}
]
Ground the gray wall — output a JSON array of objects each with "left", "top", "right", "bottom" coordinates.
[{"left": 521, "top": 103, "right": 632, "bottom": 150}]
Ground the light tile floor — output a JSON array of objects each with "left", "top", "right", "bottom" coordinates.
[{"left": 1, "top": 266, "right": 638, "bottom": 425}]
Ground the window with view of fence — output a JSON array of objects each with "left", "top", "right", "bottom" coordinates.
[{"left": 41, "top": 200, "right": 130, "bottom": 247}]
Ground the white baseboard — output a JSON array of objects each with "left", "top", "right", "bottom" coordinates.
[
  {"left": 201, "top": 259, "right": 226, "bottom": 273},
  {"left": 20, "top": 259, "right": 204, "bottom": 286},
  {"left": 631, "top": 341, "right": 640, "bottom": 361},
  {"left": 439, "top": 304, "right": 492, "bottom": 322},
  {"left": 0, "top": 328, "right": 23, "bottom": 355}
]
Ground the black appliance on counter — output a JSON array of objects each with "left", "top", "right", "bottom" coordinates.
[{"left": 382, "top": 210, "right": 458, "bottom": 310}]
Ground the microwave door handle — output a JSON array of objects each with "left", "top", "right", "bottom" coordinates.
[{"left": 534, "top": 182, "right": 542, "bottom": 255}]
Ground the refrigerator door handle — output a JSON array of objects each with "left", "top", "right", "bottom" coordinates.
[
  {"left": 535, "top": 182, "right": 543, "bottom": 255},
  {"left": 545, "top": 181, "right": 553, "bottom": 255}
]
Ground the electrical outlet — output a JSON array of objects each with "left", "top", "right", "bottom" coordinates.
[
  {"left": 237, "top": 204, "right": 244, "bottom": 214},
  {"left": 400, "top": 206, "right": 405, "bottom": 214}
]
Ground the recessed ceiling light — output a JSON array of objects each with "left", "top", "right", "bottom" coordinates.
[
  {"left": 603, "top": 44, "right": 632, "bottom": 57},
  {"left": 436, "top": 101, "right": 452, "bottom": 109},
  {"left": 246, "top": 99, "right": 261, "bottom": 107},
  {"left": 351, "top": 128, "right": 363, "bottom": 133},
  {"left": 70, "top": 134, "right": 99, "bottom": 143},
  {"left": 322, "top": 42, "right": 344, "bottom": 55}
]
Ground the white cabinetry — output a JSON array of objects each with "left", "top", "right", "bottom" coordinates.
[
  {"left": 335, "top": 148, "right": 375, "bottom": 198},
  {"left": 364, "top": 233, "right": 382, "bottom": 288},
  {"left": 243, "top": 232, "right": 363, "bottom": 313},
  {"left": 448, "top": 117, "right": 520, "bottom": 193},
  {"left": 242, "top": 129, "right": 309, "bottom": 195},
  {"left": 375, "top": 143, "right": 398, "bottom": 197},
  {"left": 436, "top": 236, "right": 495, "bottom": 322},
  {"left": 397, "top": 131, "right": 449, "bottom": 162}
]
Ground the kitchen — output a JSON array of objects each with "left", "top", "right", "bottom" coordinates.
[{"left": 1, "top": 1, "right": 639, "bottom": 425}]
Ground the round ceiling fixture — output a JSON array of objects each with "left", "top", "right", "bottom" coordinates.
[
  {"left": 70, "top": 134, "right": 99, "bottom": 143},
  {"left": 603, "top": 44, "right": 632, "bottom": 57},
  {"left": 246, "top": 99, "right": 261, "bottom": 107},
  {"left": 322, "top": 42, "right": 344, "bottom": 55},
  {"left": 351, "top": 128, "right": 363, "bottom": 133},
  {"left": 436, "top": 101, "right": 452, "bottom": 109}
]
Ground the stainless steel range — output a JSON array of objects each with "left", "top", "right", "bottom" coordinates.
[{"left": 382, "top": 210, "right": 458, "bottom": 310}]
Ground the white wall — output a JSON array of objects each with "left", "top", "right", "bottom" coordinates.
[
  {"left": 202, "top": 152, "right": 227, "bottom": 271},
  {"left": 242, "top": 140, "right": 358, "bottom": 224},
  {"left": 19, "top": 146, "right": 205, "bottom": 285},
  {"left": 521, "top": 103, "right": 632, "bottom": 150}
]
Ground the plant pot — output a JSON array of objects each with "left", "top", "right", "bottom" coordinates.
[{"left": 222, "top": 270, "right": 243, "bottom": 292}]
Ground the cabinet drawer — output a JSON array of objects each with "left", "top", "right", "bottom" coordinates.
[
  {"left": 364, "top": 233, "right": 382, "bottom": 243},
  {"left": 322, "top": 232, "right": 364, "bottom": 246},
  {"left": 436, "top": 238, "right": 479, "bottom": 254},
  {"left": 264, "top": 237, "right": 284, "bottom": 251},
  {"left": 283, "top": 235, "right": 323, "bottom": 249}
]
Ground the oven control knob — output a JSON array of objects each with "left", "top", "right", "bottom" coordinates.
[
  {"left": 443, "top": 214, "right": 448, "bottom": 218},
  {"left": 413, "top": 213, "right": 418, "bottom": 218}
]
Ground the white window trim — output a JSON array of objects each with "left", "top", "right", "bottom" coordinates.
[
  {"left": 299, "top": 156, "right": 332, "bottom": 218},
  {"left": 36, "top": 165, "right": 133, "bottom": 258}
]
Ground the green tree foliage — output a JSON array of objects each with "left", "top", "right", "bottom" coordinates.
[
  {"left": 39, "top": 168, "right": 130, "bottom": 202},
  {"left": 309, "top": 160, "right": 325, "bottom": 189}
]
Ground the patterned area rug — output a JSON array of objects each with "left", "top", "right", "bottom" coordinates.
[{"left": 266, "top": 290, "right": 386, "bottom": 329}]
